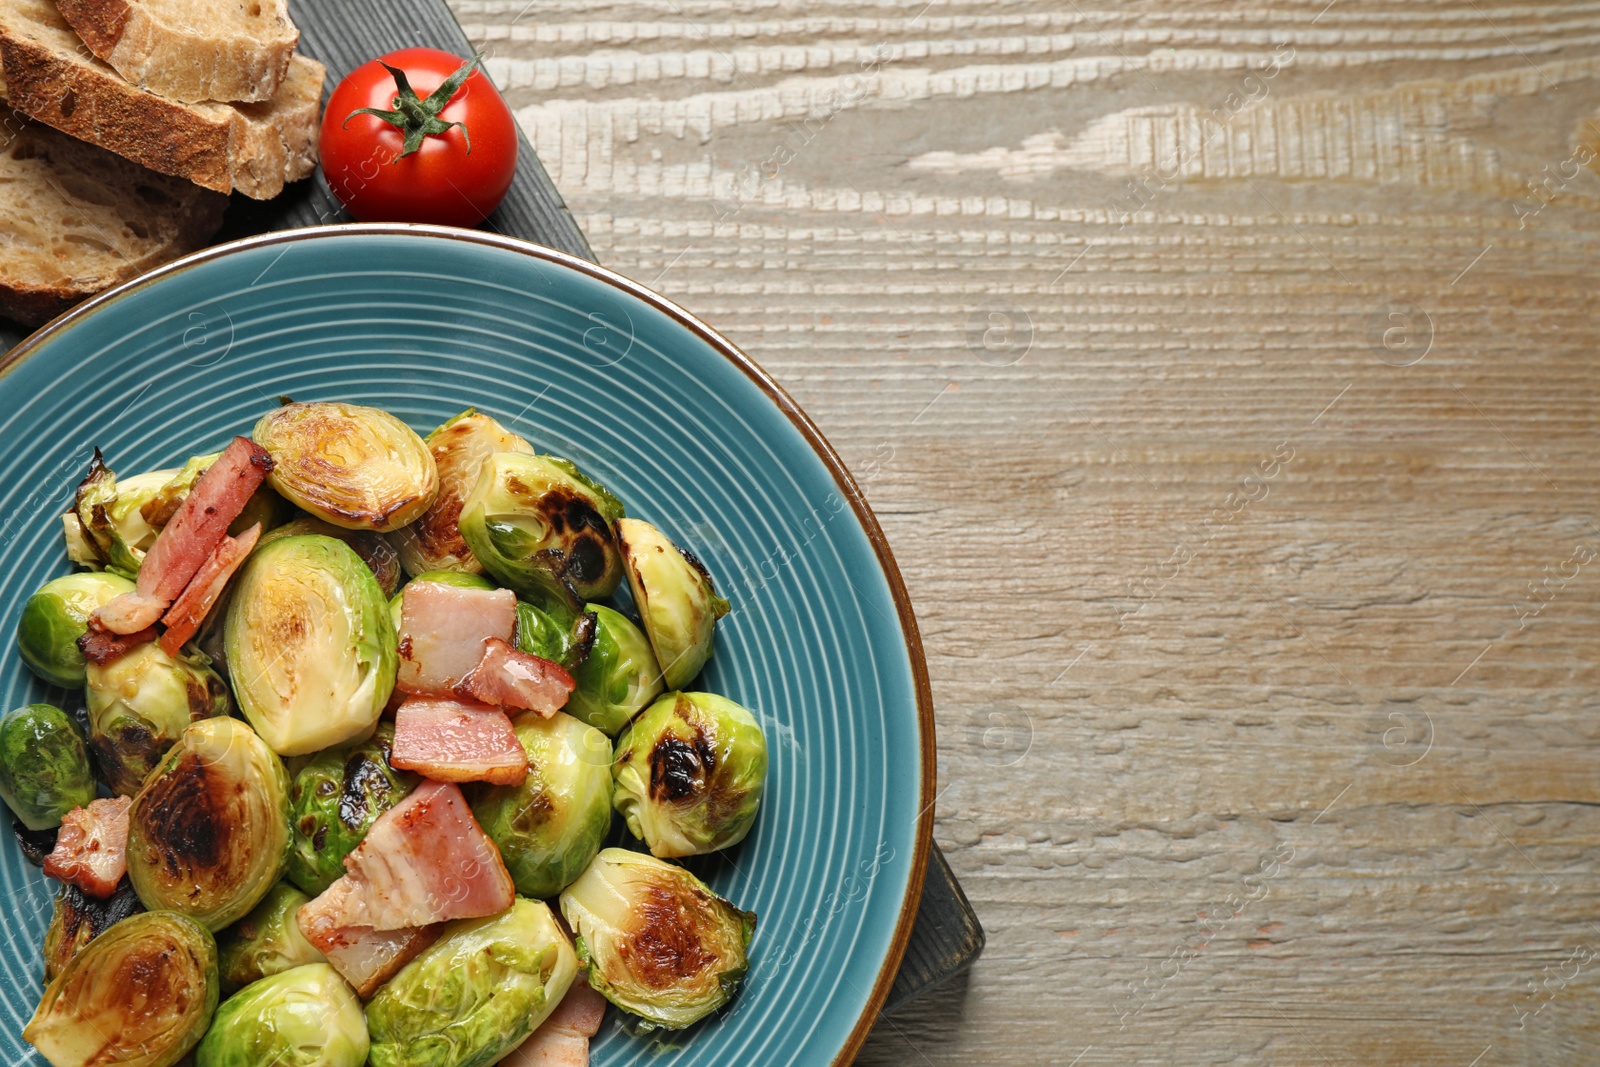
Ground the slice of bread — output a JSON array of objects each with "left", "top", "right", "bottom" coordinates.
[
  {"left": 0, "top": 119, "right": 227, "bottom": 327},
  {"left": 0, "top": 0, "right": 322, "bottom": 199},
  {"left": 56, "top": 0, "right": 299, "bottom": 104}
]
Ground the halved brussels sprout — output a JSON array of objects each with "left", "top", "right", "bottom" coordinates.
[
  {"left": 566, "top": 604, "right": 663, "bottom": 736},
  {"left": 43, "top": 880, "right": 145, "bottom": 983},
  {"left": 458, "top": 452, "right": 626, "bottom": 614},
  {"left": 615, "top": 519, "right": 730, "bottom": 690},
  {"left": 258, "top": 516, "right": 405, "bottom": 598},
  {"left": 16, "top": 572, "right": 136, "bottom": 688},
  {"left": 254, "top": 402, "right": 439, "bottom": 532},
  {"left": 471, "top": 712, "right": 613, "bottom": 900},
  {"left": 613, "top": 692, "right": 767, "bottom": 858},
  {"left": 86, "top": 642, "right": 231, "bottom": 797},
  {"left": 286, "top": 722, "right": 416, "bottom": 897},
  {"left": 72, "top": 451, "right": 149, "bottom": 577},
  {"left": 559, "top": 849, "right": 755, "bottom": 1030},
  {"left": 0, "top": 703, "right": 96, "bottom": 830},
  {"left": 217, "top": 883, "right": 326, "bottom": 994},
  {"left": 127, "top": 718, "right": 291, "bottom": 931},
  {"left": 24, "top": 910, "right": 218, "bottom": 1067},
  {"left": 390, "top": 409, "right": 535, "bottom": 578},
  {"left": 196, "top": 963, "right": 367, "bottom": 1067},
  {"left": 225, "top": 534, "right": 398, "bottom": 756},
  {"left": 366, "top": 897, "right": 577, "bottom": 1067},
  {"left": 388, "top": 569, "right": 495, "bottom": 632}
]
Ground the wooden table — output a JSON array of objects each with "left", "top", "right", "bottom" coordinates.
[{"left": 451, "top": 1, "right": 1600, "bottom": 1062}]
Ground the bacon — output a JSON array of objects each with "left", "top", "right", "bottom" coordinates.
[
  {"left": 77, "top": 624, "right": 159, "bottom": 666},
  {"left": 300, "top": 780, "right": 514, "bottom": 932},
  {"left": 296, "top": 885, "right": 442, "bottom": 998},
  {"left": 92, "top": 436, "right": 271, "bottom": 634},
  {"left": 42, "top": 797, "right": 131, "bottom": 898},
  {"left": 396, "top": 582, "right": 517, "bottom": 695},
  {"left": 456, "top": 638, "right": 575, "bottom": 718},
  {"left": 157, "top": 523, "right": 260, "bottom": 657},
  {"left": 503, "top": 981, "right": 607, "bottom": 1067},
  {"left": 390, "top": 698, "right": 528, "bottom": 786}
]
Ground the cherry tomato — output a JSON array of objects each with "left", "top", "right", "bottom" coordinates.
[{"left": 320, "top": 48, "right": 518, "bottom": 226}]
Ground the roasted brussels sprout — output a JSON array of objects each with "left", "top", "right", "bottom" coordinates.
[
  {"left": 458, "top": 452, "right": 626, "bottom": 613},
  {"left": 471, "top": 712, "right": 613, "bottom": 899},
  {"left": 71, "top": 451, "right": 154, "bottom": 576},
  {"left": 127, "top": 718, "right": 291, "bottom": 931},
  {"left": 286, "top": 722, "right": 416, "bottom": 896},
  {"left": 216, "top": 883, "right": 326, "bottom": 994},
  {"left": 86, "top": 642, "right": 231, "bottom": 797},
  {"left": 24, "top": 910, "right": 218, "bottom": 1067},
  {"left": 559, "top": 849, "right": 755, "bottom": 1030},
  {"left": 225, "top": 534, "right": 398, "bottom": 756},
  {"left": 566, "top": 604, "right": 663, "bottom": 736},
  {"left": 391, "top": 409, "right": 535, "bottom": 577},
  {"left": 366, "top": 897, "right": 578, "bottom": 1067},
  {"left": 259, "top": 517, "right": 404, "bottom": 598},
  {"left": 612, "top": 692, "right": 767, "bottom": 858},
  {"left": 16, "top": 572, "right": 136, "bottom": 688},
  {"left": 43, "top": 880, "right": 144, "bottom": 983},
  {"left": 195, "top": 963, "right": 367, "bottom": 1067},
  {"left": 0, "top": 703, "right": 96, "bottom": 830},
  {"left": 516, "top": 598, "right": 577, "bottom": 663},
  {"left": 387, "top": 569, "right": 495, "bottom": 632},
  {"left": 254, "top": 402, "right": 439, "bottom": 532},
  {"left": 615, "top": 519, "right": 730, "bottom": 690}
]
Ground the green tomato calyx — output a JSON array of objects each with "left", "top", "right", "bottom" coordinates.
[{"left": 346, "top": 54, "right": 485, "bottom": 161}]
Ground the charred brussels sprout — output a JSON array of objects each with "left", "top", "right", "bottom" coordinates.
[
  {"left": 390, "top": 409, "right": 535, "bottom": 578},
  {"left": 388, "top": 569, "right": 495, "bottom": 632},
  {"left": 86, "top": 642, "right": 230, "bottom": 797},
  {"left": 216, "top": 883, "right": 326, "bottom": 994},
  {"left": 16, "top": 572, "right": 135, "bottom": 688},
  {"left": 458, "top": 452, "right": 626, "bottom": 614},
  {"left": 566, "top": 604, "right": 663, "bottom": 736},
  {"left": 225, "top": 535, "right": 398, "bottom": 756},
  {"left": 0, "top": 704, "right": 96, "bottom": 830},
  {"left": 126, "top": 718, "right": 291, "bottom": 931},
  {"left": 43, "top": 880, "right": 144, "bottom": 983},
  {"left": 254, "top": 402, "right": 439, "bottom": 532},
  {"left": 259, "top": 517, "right": 404, "bottom": 598},
  {"left": 612, "top": 693, "right": 767, "bottom": 858},
  {"left": 615, "top": 519, "right": 730, "bottom": 690},
  {"left": 366, "top": 898, "right": 577, "bottom": 1067},
  {"left": 195, "top": 963, "right": 367, "bottom": 1067},
  {"left": 471, "top": 712, "right": 613, "bottom": 899},
  {"left": 559, "top": 849, "right": 755, "bottom": 1030},
  {"left": 24, "top": 910, "right": 218, "bottom": 1067},
  {"left": 71, "top": 452, "right": 158, "bottom": 576},
  {"left": 286, "top": 723, "right": 416, "bottom": 896}
]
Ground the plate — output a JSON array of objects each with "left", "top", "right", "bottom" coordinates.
[{"left": 0, "top": 225, "right": 934, "bottom": 1067}]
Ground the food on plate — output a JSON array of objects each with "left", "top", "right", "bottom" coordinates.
[
  {"left": 560, "top": 849, "right": 755, "bottom": 1030},
  {"left": 615, "top": 518, "right": 731, "bottom": 690},
  {"left": 564, "top": 603, "right": 664, "bottom": 736},
  {"left": 216, "top": 882, "right": 326, "bottom": 994},
  {"left": 297, "top": 919, "right": 442, "bottom": 1000},
  {"left": 0, "top": 703, "right": 96, "bottom": 830},
  {"left": 321, "top": 49, "right": 518, "bottom": 226},
  {"left": 285, "top": 722, "right": 416, "bottom": 897},
  {"left": 85, "top": 641, "right": 230, "bottom": 796},
  {"left": 194, "top": 963, "right": 367, "bottom": 1067},
  {"left": 42, "top": 879, "right": 145, "bottom": 982},
  {"left": 15, "top": 573, "right": 136, "bottom": 688},
  {"left": 395, "top": 579, "right": 517, "bottom": 693},
  {"left": 517, "top": 598, "right": 586, "bottom": 666},
  {"left": 259, "top": 516, "right": 405, "bottom": 597},
  {"left": 389, "top": 698, "right": 527, "bottom": 785},
  {"left": 502, "top": 980, "right": 608, "bottom": 1067},
  {"left": 456, "top": 638, "right": 576, "bottom": 716},
  {"left": 43, "top": 796, "right": 132, "bottom": 897},
  {"left": 613, "top": 692, "right": 768, "bottom": 858}
]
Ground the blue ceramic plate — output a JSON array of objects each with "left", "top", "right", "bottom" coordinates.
[{"left": 0, "top": 226, "right": 934, "bottom": 1067}]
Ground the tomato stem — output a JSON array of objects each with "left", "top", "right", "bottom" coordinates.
[{"left": 343, "top": 53, "right": 485, "bottom": 161}]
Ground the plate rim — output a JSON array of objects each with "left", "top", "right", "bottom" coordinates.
[{"left": 2, "top": 222, "right": 937, "bottom": 1067}]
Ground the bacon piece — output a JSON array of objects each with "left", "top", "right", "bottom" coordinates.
[
  {"left": 77, "top": 624, "right": 159, "bottom": 666},
  {"left": 390, "top": 698, "right": 528, "bottom": 785},
  {"left": 43, "top": 798, "right": 131, "bottom": 898},
  {"left": 296, "top": 885, "right": 442, "bottom": 998},
  {"left": 301, "top": 780, "right": 514, "bottom": 932},
  {"left": 157, "top": 523, "right": 261, "bottom": 657},
  {"left": 504, "top": 981, "right": 607, "bottom": 1067},
  {"left": 92, "top": 436, "right": 271, "bottom": 634},
  {"left": 397, "top": 582, "right": 517, "bottom": 695},
  {"left": 456, "top": 638, "right": 575, "bottom": 718}
]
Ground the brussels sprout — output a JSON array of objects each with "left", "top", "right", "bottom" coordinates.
[
  {"left": 140, "top": 452, "right": 289, "bottom": 537},
  {"left": 127, "top": 718, "right": 291, "bottom": 931},
  {"left": 72, "top": 451, "right": 146, "bottom": 577},
  {"left": 24, "top": 910, "right": 218, "bottom": 1067},
  {"left": 559, "top": 849, "right": 755, "bottom": 1030},
  {"left": 458, "top": 452, "right": 626, "bottom": 614},
  {"left": 615, "top": 519, "right": 730, "bottom": 690},
  {"left": 42, "top": 880, "right": 144, "bottom": 983},
  {"left": 16, "top": 572, "right": 136, "bottom": 688},
  {"left": 286, "top": 722, "right": 416, "bottom": 896},
  {"left": 366, "top": 897, "right": 578, "bottom": 1067},
  {"left": 471, "top": 712, "right": 613, "bottom": 899},
  {"left": 196, "top": 963, "right": 367, "bottom": 1067},
  {"left": 388, "top": 569, "right": 496, "bottom": 632},
  {"left": 217, "top": 883, "right": 326, "bottom": 994},
  {"left": 86, "top": 642, "right": 231, "bottom": 796},
  {"left": 0, "top": 703, "right": 96, "bottom": 830},
  {"left": 254, "top": 402, "right": 439, "bottom": 533},
  {"left": 225, "top": 534, "right": 398, "bottom": 756},
  {"left": 391, "top": 409, "right": 535, "bottom": 578},
  {"left": 260, "top": 517, "right": 404, "bottom": 598},
  {"left": 566, "top": 604, "right": 663, "bottom": 736}
]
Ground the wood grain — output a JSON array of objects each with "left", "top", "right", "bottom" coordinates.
[{"left": 450, "top": 0, "right": 1600, "bottom": 1062}]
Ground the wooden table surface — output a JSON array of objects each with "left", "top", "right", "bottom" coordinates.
[{"left": 451, "top": 1, "right": 1600, "bottom": 1062}]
